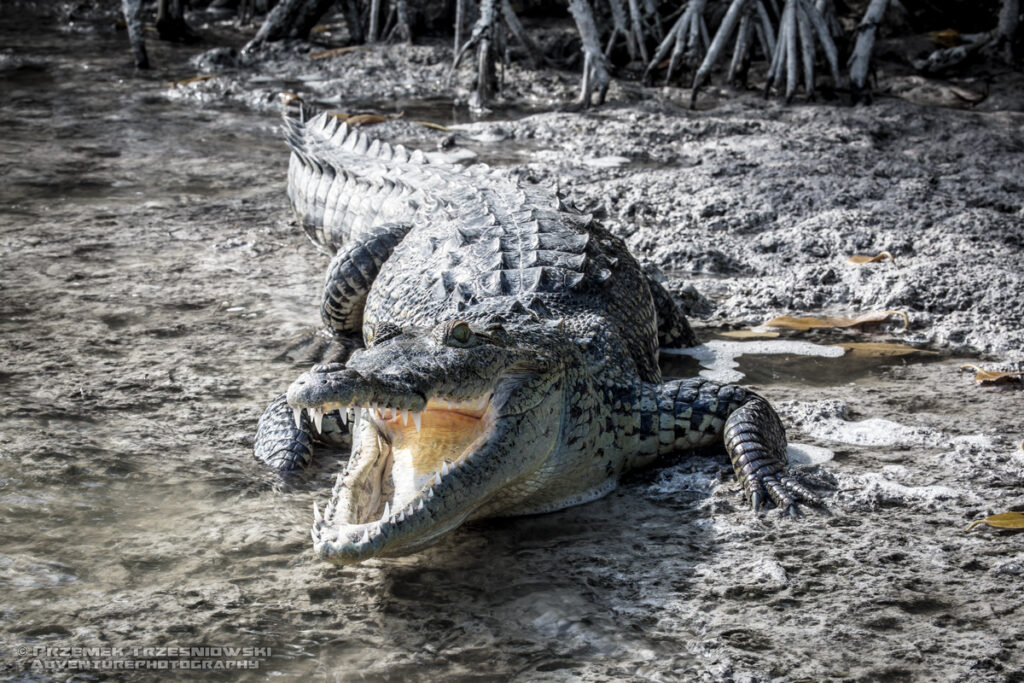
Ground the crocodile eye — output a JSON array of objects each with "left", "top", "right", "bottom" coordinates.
[{"left": 450, "top": 321, "right": 472, "bottom": 345}]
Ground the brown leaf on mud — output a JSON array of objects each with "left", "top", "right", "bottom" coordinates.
[
  {"left": 764, "top": 311, "right": 910, "bottom": 332},
  {"left": 329, "top": 111, "right": 405, "bottom": 127},
  {"left": 947, "top": 85, "right": 986, "bottom": 104},
  {"left": 718, "top": 329, "right": 780, "bottom": 339},
  {"left": 847, "top": 251, "right": 896, "bottom": 266},
  {"left": 964, "top": 512, "right": 1024, "bottom": 532},
  {"left": 928, "top": 29, "right": 962, "bottom": 48},
  {"left": 413, "top": 121, "right": 453, "bottom": 131},
  {"left": 309, "top": 46, "right": 364, "bottom": 60},
  {"left": 167, "top": 75, "right": 215, "bottom": 87},
  {"left": 836, "top": 342, "right": 937, "bottom": 357},
  {"left": 959, "top": 365, "right": 1024, "bottom": 385}
]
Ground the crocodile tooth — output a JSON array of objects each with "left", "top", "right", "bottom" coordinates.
[
  {"left": 401, "top": 409, "right": 409, "bottom": 425},
  {"left": 417, "top": 499, "right": 425, "bottom": 511},
  {"left": 426, "top": 487, "right": 435, "bottom": 499},
  {"left": 397, "top": 511, "right": 406, "bottom": 523},
  {"left": 433, "top": 473, "right": 442, "bottom": 486},
  {"left": 360, "top": 528, "right": 370, "bottom": 544},
  {"left": 412, "top": 412, "right": 422, "bottom": 432},
  {"left": 340, "top": 410, "right": 349, "bottom": 427},
  {"left": 382, "top": 501, "right": 390, "bottom": 519},
  {"left": 310, "top": 407, "right": 324, "bottom": 433},
  {"left": 311, "top": 526, "right": 319, "bottom": 543},
  {"left": 293, "top": 406, "right": 303, "bottom": 430},
  {"left": 313, "top": 502, "right": 323, "bottom": 523}
]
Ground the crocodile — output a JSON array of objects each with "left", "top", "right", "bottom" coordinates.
[{"left": 253, "top": 96, "right": 821, "bottom": 565}]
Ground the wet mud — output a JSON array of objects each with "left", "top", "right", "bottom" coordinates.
[{"left": 2, "top": 3, "right": 1023, "bottom": 681}]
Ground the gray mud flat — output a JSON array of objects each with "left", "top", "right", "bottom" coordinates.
[{"left": 2, "top": 5, "right": 1024, "bottom": 682}]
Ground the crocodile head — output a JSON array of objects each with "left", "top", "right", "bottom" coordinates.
[{"left": 287, "top": 318, "right": 566, "bottom": 564}]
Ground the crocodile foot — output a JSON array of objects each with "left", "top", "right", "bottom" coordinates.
[
  {"left": 724, "top": 395, "right": 824, "bottom": 515},
  {"left": 745, "top": 468, "right": 822, "bottom": 516},
  {"left": 254, "top": 393, "right": 349, "bottom": 473}
]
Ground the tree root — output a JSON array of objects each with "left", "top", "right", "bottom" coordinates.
[
  {"left": 764, "top": 0, "right": 840, "bottom": 102},
  {"left": 847, "top": 0, "right": 888, "bottom": 103},
  {"left": 644, "top": 0, "right": 709, "bottom": 85},
  {"left": 121, "top": 0, "right": 149, "bottom": 68},
  {"left": 568, "top": 0, "right": 612, "bottom": 108}
]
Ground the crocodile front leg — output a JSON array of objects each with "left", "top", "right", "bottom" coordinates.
[
  {"left": 634, "top": 378, "right": 821, "bottom": 513},
  {"left": 254, "top": 393, "right": 348, "bottom": 472}
]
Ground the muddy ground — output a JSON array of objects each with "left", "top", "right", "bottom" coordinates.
[{"left": 1, "top": 2, "right": 1023, "bottom": 681}]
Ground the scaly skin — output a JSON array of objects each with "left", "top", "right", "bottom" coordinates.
[{"left": 254, "top": 96, "right": 820, "bottom": 565}]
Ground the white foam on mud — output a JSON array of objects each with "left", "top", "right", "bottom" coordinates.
[
  {"left": 425, "top": 148, "right": 478, "bottom": 164},
  {"left": 786, "top": 443, "right": 835, "bottom": 465},
  {"left": 803, "top": 416, "right": 943, "bottom": 448},
  {"left": 583, "top": 155, "right": 631, "bottom": 168},
  {"left": 661, "top": 340, "right": 845, "bottom": 383},
  {"left": 847, "top": 471, "right": 968, "bottom": 507}
]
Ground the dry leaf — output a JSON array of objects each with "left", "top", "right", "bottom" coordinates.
[
  {"left": 309, "top": 46, "right": 364, "bottom": 60},
  {"left": 964, "top": 512, "right": 1024, "bottom": 532},
  {"left": 837, "top": 342, "right": 937, "bottom": 357},
  {"left": 718, "top": 329, "right": 780, "bottom": 339},
  {"left": 959, "top": 365, "right": 1024, "bottom": 385},
  {"left": 928, "top": 29, "right": 962, "bottom": 48},
  {"left": 413, "top": 121, "right": 453, "bottom": 131},
  {"left": 764, "top": 311, "right": 910, "bottom": 332},
  {"left": 329, "top": 111, "right": 405, "bottom": 127},
  {"left": 167, "top": 75, "right": 215, "bottom": 87},
  {"left": 847, "top": 251, "right": 896, "bottom": 266},
  {"left": 947, "top": 85, "right": 986, "bottom": 104}
]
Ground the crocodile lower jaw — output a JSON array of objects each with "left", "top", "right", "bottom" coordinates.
[{"left": 310, "top": 394, "right": 494, "bottom": 563}]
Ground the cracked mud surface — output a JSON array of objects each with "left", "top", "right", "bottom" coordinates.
[{"left": 1, "top": 3, "right": 1023, "bottom": 681}]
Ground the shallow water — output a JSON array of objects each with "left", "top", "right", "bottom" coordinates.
[{"left": 3, "top": 8, "right": 1024, "bottom": 682}]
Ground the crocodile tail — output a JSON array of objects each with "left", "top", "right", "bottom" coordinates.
[{"left": 279, "top": 94, "right": 434, "bottom": 255}]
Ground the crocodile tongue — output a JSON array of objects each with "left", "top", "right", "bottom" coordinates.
[{"left": 386, "top": 402, "right": 490, "bottom": 513}]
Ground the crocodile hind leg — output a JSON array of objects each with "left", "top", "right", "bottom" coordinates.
[
  {"left": 647, "top": 275, "right": 699, "bottom": 348},
  {"left": 321, "top": 222, "right": 412, "bottom": 335},
  {"left": 639, "top": 378, "right": 821, "bottom": 513}
]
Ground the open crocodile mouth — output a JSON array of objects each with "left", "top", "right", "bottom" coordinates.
[{"left": 297, "top": 393, "right": 495, "bottom": 562}]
